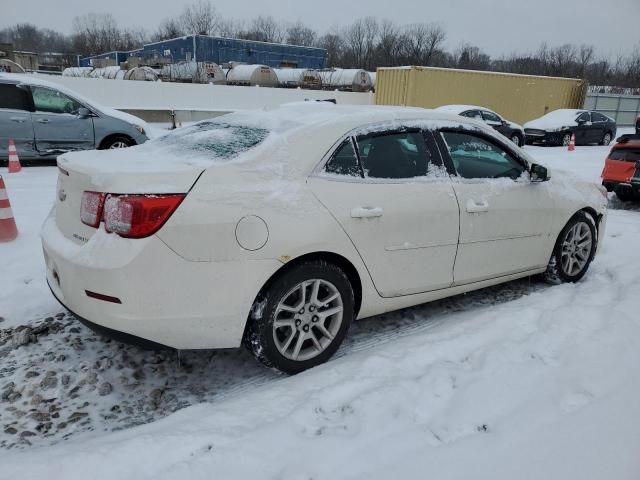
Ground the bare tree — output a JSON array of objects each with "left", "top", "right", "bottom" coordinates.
[
  {"left": 153, "top": 18, "right": 184, "bottom": 42},
  {"left": 316, "top": 30, "right": 344, "bottom": 68},
  {"left": 376, "top": 20, "right": 402, "bottom": 67},
  {"left": 240, "top": 16, "right": 285, "bottom": 43},
  {"left": 403, "top": 23, "right": 446, "bottom": 66},
  {"left": 454, "top": 43, "right": 491, "bottom": 70},
  {"left": 180, "top": 0, "right": 219, "bottom": 36},
  {"left": 285, "top": 21, "right": 317, "bottom": 46}
]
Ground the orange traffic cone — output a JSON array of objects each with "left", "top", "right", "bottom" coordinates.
[
  {"left": 0, "top": 175, "right": 18, "bottom": 242},
  {"left": 7, "top": 139, "right": 22, "bottom": 173},
  {"left": 568, "top": 133, "right": 576, "bottom": 152}
]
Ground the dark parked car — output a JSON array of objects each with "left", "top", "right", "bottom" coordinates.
[
  {"left": 636, "top": 115, "right": 639, "bottom": 135},
  {"left": 0, "top": 74, "right": 150, "bottom": 163},
  {"left": 524, "top": 109, "right": 616, "bottom": 147},
  {"left": 435, "top": 105, "right": 525, "bottom": 146}
]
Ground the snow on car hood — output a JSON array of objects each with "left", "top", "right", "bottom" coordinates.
[{"left": 524, "top": 109, "right": 584, "bottom": 130}]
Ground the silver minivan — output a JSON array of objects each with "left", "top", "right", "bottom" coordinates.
[{"left": 0, "top": 74, "right": 149, "bottom": 162}]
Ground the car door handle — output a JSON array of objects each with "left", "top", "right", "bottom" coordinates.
[
  {"left": 466, "top": 199, "right": 489, "bottom": 213},
  {"left": 9, "top": 116, "right": 27, "bottom": 123},
  {"left": 351, "top": 206, "right": 383, "bottom": 218},
  {"left": 37, "top": 118, "right": 50, "bottom": 124}
]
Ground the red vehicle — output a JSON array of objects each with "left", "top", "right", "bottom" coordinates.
[{"left": 602, "top": 134, "right": 640, "bottom": 201}]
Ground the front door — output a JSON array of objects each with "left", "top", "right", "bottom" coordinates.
[
  {"left": 0, "top": 83, "right": 36, "bottom": 159},
  {"left": 30, "top": 85, "right": 94, "bottom": 156},
  {"left": 309, "top": 128, "right": 460, "bottom": 297},
  {"left": 437, "top": 129, "right": 555, "bottom": 285}
]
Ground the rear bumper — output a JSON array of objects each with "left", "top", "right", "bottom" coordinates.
[{"left": 41, "top": 211, "right": 281, "bottom": 350}]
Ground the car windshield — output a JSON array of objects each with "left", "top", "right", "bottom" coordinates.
[{"left": 156, "top": 121, "right": 270, "bottom": 160}]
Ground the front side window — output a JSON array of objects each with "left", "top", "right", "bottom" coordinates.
[
  {"left": 324, "top": 139, "right": 361, "bottom": 177},
  {"left": 0, "top": 84, "right": 31, "bottom": 111},
  {"left": 31, "top": 86, "right": 82, "bottom": 115},
  {"left": 357, "top": 131, "right": 429, "bottom": 179},
  {"left": 441, "top": 131, "right": 526, "bottom": 180}
]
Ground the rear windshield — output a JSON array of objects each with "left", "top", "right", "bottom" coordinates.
[
  {"left": 158, "top": 121, "right": 269, "bottom": 160},
  {"left": 610, "top": 148, "right": 640, "bottom": 162}
]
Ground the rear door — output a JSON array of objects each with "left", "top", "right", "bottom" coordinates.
[
  {"left": 309, "top": 127, "right": 460, "bottom": 297},
  {"left": 0, "top": 82, "right": 36, "bottom": 159},
  {"left": 30, "top": 85, "right": 94, "bottom": 156},
  {"left": 437, "top": 128, "right": 555, "bottom": 285},
  {"left": 590, "top": 112, "right": 609, "bottom": 142}
]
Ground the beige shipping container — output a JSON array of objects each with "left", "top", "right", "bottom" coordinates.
[{"left": 375, "top": 66, "right": 587, "bottom": 124}]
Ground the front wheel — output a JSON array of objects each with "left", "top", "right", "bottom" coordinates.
[
  {"left": 101, "top": 135, "right": 134, "bottom": 150},
  {"left": 244, "top": 260, "right": 354, "bottom": 374},
  {"left": 560, "top": 133, "right": 572, "bottom": 147},
  {"left": 544, "top": 212, "right": 597, "bottom": 284}
]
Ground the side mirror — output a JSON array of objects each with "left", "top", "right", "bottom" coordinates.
[
  {"left": 576, "top": 118, "right": 586, "bottom": 125},
  {"left": 530, "top": 163, "right": 549, "bottom": 182},
  {"left": 77, "top": 107, "right": 94, "bottom": 118}
]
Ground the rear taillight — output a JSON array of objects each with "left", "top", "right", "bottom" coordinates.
[
  {"left": 80, "top": 191, "right": 185, "bottom": 238},
  {"left": 80, "top": 191, "right": 106, "bottom": 227},
  {"left": 103, "top": 194, "right": 185, "bottom": 238}
]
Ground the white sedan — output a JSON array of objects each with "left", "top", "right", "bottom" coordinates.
[{"left": 42, "top": 104, "right": 607, "bottom": 373}]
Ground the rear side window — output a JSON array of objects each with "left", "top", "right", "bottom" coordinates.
[
  {"left": 325, "top": 140, "right": 361, "bottom": 177},
  {"left": 441, "top": 131, "right": 525, "bottom": 180},
  {"left": 461, "top": 110, "right": 482, "bottom": 119},
  {"left": 609, "top": 148, "right": 640, "bottom": 161},
  {"left": 591, "top": 112, "right": 609, "bottom": 123},
  {"left": 0, "top": 84, "right": 31, "bottom": 111},
  {"left": 357, "top": 131, "right": 429, "bottom": 179}
]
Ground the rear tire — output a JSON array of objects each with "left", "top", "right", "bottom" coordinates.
[
  {"left": 600, "top": 132, "right": 612, "bottom": 146},
  {"left": 510, "top": 134, "right": 523, "bottom": 147},
  {"left": 543, "top": 212, "right": 597, "bottom": 284},
  {"left": 244, "top": 260, "right": 354, "bottom": 374}
]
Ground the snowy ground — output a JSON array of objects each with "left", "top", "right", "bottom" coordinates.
[{"left": 1, "top": 130, "right": 639, "bottom": 479}]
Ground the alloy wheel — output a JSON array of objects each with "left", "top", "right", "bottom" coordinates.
[
  {"left": 272, "top": 279, "right": 344, "bottom": 362},
  {"left": 560, "top": 221, "right": 593, "bottom": 276},
  {"left": 109, "top": 141, "right": 129, "bottom": 149}
]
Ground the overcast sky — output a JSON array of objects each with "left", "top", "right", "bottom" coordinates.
[{"left": 2, "top": 0, "right": 639, "bottom": 58}]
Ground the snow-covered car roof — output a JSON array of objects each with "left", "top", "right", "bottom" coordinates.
[
  {"left": 61, "top": 102, "right": 532, "bottom": 181},
  {"left": 0, "top": 73, "right": 149, "bottom": 131},
  {"left": 435, "top": 104, "right": 498, "bottom": 115}
]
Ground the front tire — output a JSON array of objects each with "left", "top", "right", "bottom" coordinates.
[
  {"left": 100, "top": 135, "right": 134, "bottom": 150},
  {"left": 244, "top": 260, "right": 354, "bottom": 374},
  {"left": 544, "top": 212, "right": 596, "bottom": 284},
  {"left": 560, "top": 133, "right": 572, "bottom": 147}
]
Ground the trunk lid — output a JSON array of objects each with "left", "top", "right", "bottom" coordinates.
[{"left": 55, "top": 148, "right": 205, "bottom": 244}]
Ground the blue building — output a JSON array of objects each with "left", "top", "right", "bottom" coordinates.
[
  {"left": 81, "top": 35, "right": 327, "bottom": 69},
  {"left": 80, "top": 51, "right": 128, "bottom": 67}
]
